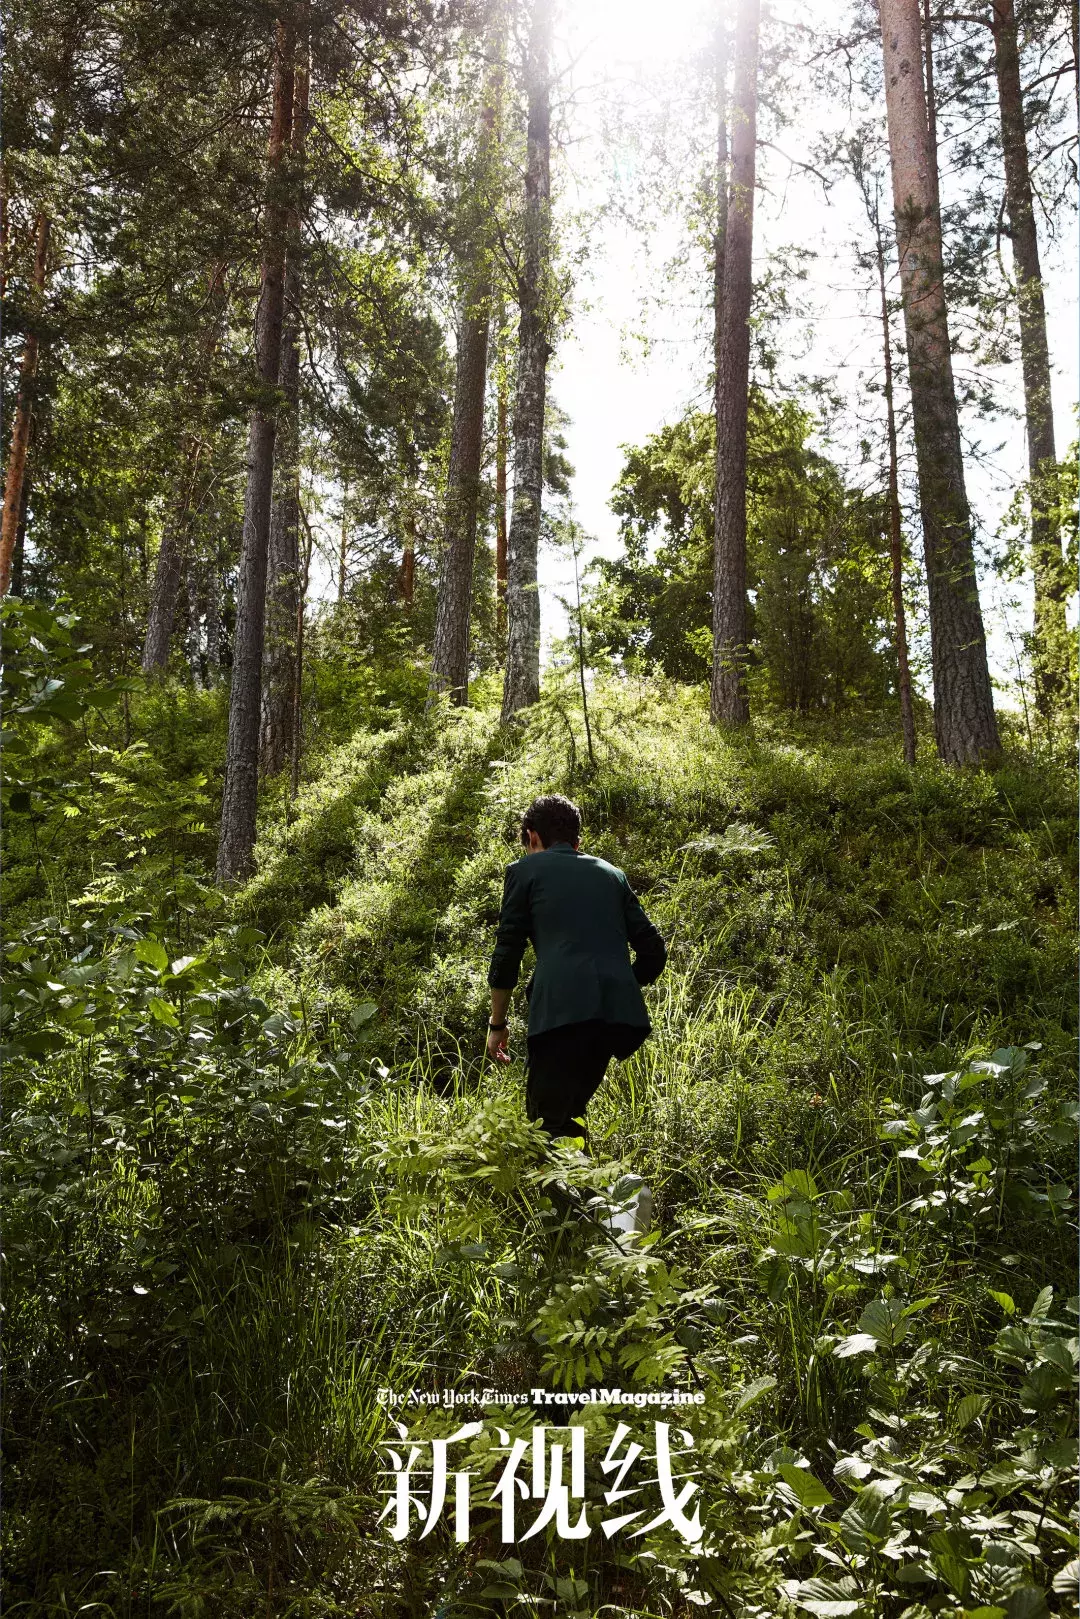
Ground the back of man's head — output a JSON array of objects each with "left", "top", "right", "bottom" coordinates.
[{"left": 521, "top": 794, "right": 581, "bottom": 849}]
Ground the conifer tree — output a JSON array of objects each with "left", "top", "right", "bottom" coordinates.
[
  {"left": 217, "top": 17, "right": 295, "bottom": 882},
  {"left": 501, "top": 0, "right": 554, "bottom": 720},
  {"left": 878, "top": 0, "right": 1000, "bottom": 765},
  {"left": 988, "top": 0, "right": 1069, "bottom": 714},
  {"left": 261, "top": 38, "right": 310, "bottom": 774},
  {"left": 430, "top": 8, "right": 504, "bottom": 705},
  {"left": 710, "top": 0, "right": 760, "bottom": 728}
]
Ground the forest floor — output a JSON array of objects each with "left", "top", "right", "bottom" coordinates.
[{"left": 4, "top": 655, "right": 1078, "bottom": 1617}]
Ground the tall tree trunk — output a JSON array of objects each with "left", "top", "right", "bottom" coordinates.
[
  {"left": 216, "top": 18, "right": 295, "bottom": 883},
  {"left": 401, "top": 510, "right": 416, "bottom": 606},
  {"left": 873, "top": 201, "right": 917, "bottom": 766},
  {"left": 338, "top": 487, "right": 349, "bottom": 603},
  {"left": 712, "top": 14, "right": 729, "bottom": 411},
  {"left": 991, "top": 0, "right": 1069, "bottom": 716},
  {"left": 501, "top": 0, "right": 553, "bottom": 720},
  {"left": 261, "top": 46, "right": 309, "bottom": 775},
  {"left": 142, "top": 440, "right": 205, "bottom": 671},
  {"left": 204, "top": 553, "right": 223, "bottom": 680},
  {"left": 289, "top": 509, "right": 312, "bottom": 799},
  {"left": 142, "top": 260, "right": 228, "bottom": 672},
  {"left": 10, "top": 457, "right": 30, "bottom": 599},
  {"left": 429, "top": 33, "right": 502, "bottom": 705},
  {"left": 429, "top": 304, "right": 490, "bottom": 701},
  {"left": 710, "top": 0, "right": 759, "bottom": 727},
  {"left": 495, "top": 315, "right": 509, "bottom": 644},
  {"left": 921, "top": 0, "right": 941, "bottom": 207},
  {"left": 878, "top": 0, "right": 1000, "bottom": 765},
  {"left": 0, "top": 211, "right": 50, "bottom": 596}
]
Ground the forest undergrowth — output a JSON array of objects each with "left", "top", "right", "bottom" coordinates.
[{"left": 4, "top": 609, "right": 1078, "bottom": 1618}]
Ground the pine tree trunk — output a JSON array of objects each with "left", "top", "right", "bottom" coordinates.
[
  {"left": 710, "top": 0, "right": 758, "bottom": 727},
  {"left": 496, "top": 322, "right": 509, "bottom": 644},
  {"left": 216, "top": 19, "right": 295, "bottom": 883},
  {"left": 991, "top": 0, "right": 1069, "bottom": 716},
  {"left": 142, "top": 261, "right": 228, "bottom": 673},
  {"left": 878, "top": 0, "right": 1000, "bottom": 765},
  {"left": 204, "top": 555, "right": 223, "bottom": 680},
  {"left": 429, "top": 30, "right": 502, "bottom": 705},
  {"left": 501, "top": 0, "right": 553, "bottom": 721},
  {"left": 289, "top": 512, "right": 311, "bottom": 799},
  {"left": 922, "top": 0, "right": 941, "bottom": 207},
  {"left": 874, "top": 205, "right": 917, "bottom": 766},
  {"left": 142, "top": 441, "right": 205, "bottom": 671},
  {"left": 429, "top": 303, "right": 490, "bottom": 701},
  {"left": 712, "top": 17, "right": 729, "bottom": 411},
  {"left": 401, "top": 510, "right": 416, "bottom": 606},
  {"left": 338, "top": 483, "right": 348, "bottom": 602},
  {"left": 260, "top": 49, "right": 309, "bottom": 775},
  {"left": 0, "top": 211, "right": 50, "bottom": 597}
]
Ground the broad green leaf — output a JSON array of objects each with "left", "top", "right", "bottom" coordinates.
[
  {"left": 833, "top": 1333, "right": 879, "bottom": 1359},
  {"left": 833, "top": 1455, "right": 871, "bottom": 1481},
  {"left": 735, "top": 1374, "right": 776, "bottom": 1413},
  {"left": 954, "top": 1393, "right": 988, "bottom": 1430},
  {"left": 148, "top": 997, "right": 179, "bottom": 1028},
  {"left": 1028, "top": 1285, "right": 1053, "bottom": 1320},
  {"left": 135, "top": 938, "right": 169, "bottom": 972},
  {"left": 788, "top": 1575, "right": 860, "bottom": 1617},
  {"left": 857, "top": 1297, "right": 909, "bottom": 1348},
  {"left": 1002, "top": 1588, "right": 1050, "bottom": 1619},
  {"left": 779, "top": 1464, "right": 834, "bottom": 1509},
  {"left": 1052, "top": 1560, "right": 1080, "bottom": 1595},
  {"left": 168, "top": 955, "right": 201, "bottom": 978}
]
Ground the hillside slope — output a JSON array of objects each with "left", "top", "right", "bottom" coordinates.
[{"left": 5, "top": 678, "right": 1077, "bottom": 1616}]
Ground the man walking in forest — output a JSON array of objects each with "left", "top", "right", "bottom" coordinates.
[{"left": 486, "top": 794, "right": 667, "bottom": 1143}]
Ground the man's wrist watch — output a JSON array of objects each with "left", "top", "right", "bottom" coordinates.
[{"left": 488, "top": 1019, "right": 508, "bottom": 1031}]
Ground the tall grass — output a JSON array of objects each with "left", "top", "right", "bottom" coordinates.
[{"left": 4, "top": 680, "right": 1076, "bottom": 1616}]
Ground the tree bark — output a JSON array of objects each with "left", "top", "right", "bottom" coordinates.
[
  {"left": 337, "top": 482, "right": 349, "bottom": 602},
  {"left": 289, "top": 508, "right": 312, "bottom": 800},
  {"left": 713, "top": 14, "right": 729, "bottom": 413},
  {"left": 501, "top": 0, "right": 553, "bottom": 720},
  {"left": 921, "top": 0, "right": 941, "bottom": 208},
  {"left": 142, "top": 260, "right": 228, "bottom": 673},
  {"left": 401, "top": 510, "right": 416, "bottom": 606},
  {"left": 429, "top": 31, "right": 502, "bottom": 705},
  {"left": 991, "top": 0, "right": 1069, "bottom": 716},
  {"left": 495, "top": 319, "right": 509, "bottom": 644},
  {"left": 710, "top": 0, "right": 758, "bottom": 727},
  {"left": 216, "top": 18, "right": 295, "bottom": 883},
  {"left": 261, "top": 46, "right": 309, "bottom": 775},
  {"left": 874, "top": 201, "right": 918, "bottom": 766},
  {"left": 1, "top": 211, "right": 50, "bottom": 597},
  {"left": 142, "top": 442, "right": 205, "bottom": 671},
  {"left": 878, "top": 0, "right": 1000, "bottom": 765},
  {"left": 429, "top": 304, "right": 490, "bottom": 701}
]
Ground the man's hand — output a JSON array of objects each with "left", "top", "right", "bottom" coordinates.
[
  {"left": 487, "top": 1024, "right": 511, "bottom": 1063},
  {"left": 488, "top": 988, "right": 512, "bottom": 1061}
]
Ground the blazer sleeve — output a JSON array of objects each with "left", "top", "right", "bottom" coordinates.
[
  {"left": 622, "top": 874, "right": 667, "bottom": 986},
  {"left": 487, "top": 861, "right": 531, "bottom": 990}
]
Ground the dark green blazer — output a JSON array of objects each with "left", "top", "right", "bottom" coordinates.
[{"left": 487, "top": 843, "right": 667, "bottom": 1038}]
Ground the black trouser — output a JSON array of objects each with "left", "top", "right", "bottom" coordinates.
[{"left": 525, "top": 1019, "right": 649, "bottom": 1143}]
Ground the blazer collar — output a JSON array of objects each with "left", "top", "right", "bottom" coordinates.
[{"left": 547, "top": 842, "right": 579, "bottom": 854}]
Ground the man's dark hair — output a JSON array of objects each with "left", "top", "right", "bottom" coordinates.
[{"left": 521, "top": 794, "right": 582, "bottom": 849}]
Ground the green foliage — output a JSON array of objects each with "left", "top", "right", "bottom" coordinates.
[
  {"left": 589, "top": 395, "right": 904, "bottom": 714},
  {"left": 3, "top": 613, "right": 1076, "bottom": 1614},
  {"left": 2, "top": 599, "right": 223, "bottom": 932}
]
